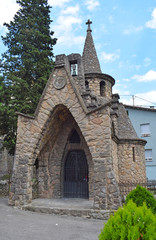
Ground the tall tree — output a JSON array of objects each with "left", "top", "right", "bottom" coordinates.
[{"left": 0, "top": 0, "right": 57, "bottom": 154}]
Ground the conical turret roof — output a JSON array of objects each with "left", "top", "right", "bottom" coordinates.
[{"left": 82, "top": 20, "right": 101, "bottom": 74}]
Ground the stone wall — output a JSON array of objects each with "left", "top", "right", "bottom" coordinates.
[
  {"left": 0, "top": 138, "right": 13, "bottom": 176},
  {"left": 112, "top": 140, "right": 119, "bottom": 183},
  {"left": 85, "top": 75, "right": 113, "bottom": 99},
  {"left": 9, "top": 64, "right": 121, "bottom": 210},
  {"left": 118, "top": 142, "right": 146, "bottom": 183}
]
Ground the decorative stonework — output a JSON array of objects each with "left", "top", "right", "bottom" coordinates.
[{"left": 53, "top": 76, "right": 66, "bottom": 90}]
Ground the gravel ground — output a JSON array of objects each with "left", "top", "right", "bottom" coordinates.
[{"left": 0, "top": 198, "right": 104, "bottom": 240}]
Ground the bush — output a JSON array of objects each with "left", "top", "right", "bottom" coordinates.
[
  {"left": 1, "top": 174, "right": 10, "bottom": 181},
  {"left": 125, "top": 185, "right": 156, "bottom": 215},
  {"left": 99, "top": 200, "right": 156, "bottom": 240}
]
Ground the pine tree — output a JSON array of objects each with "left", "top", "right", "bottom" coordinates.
[{"left": 0, "top": 0, "right": 57, "bottom": 154}]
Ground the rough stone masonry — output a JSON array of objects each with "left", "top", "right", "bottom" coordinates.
[{"left": 9, "top": 20, "right": 146, "bottom": 214}]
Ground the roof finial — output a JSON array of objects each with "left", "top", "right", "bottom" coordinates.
[{"left": 86, "top": 19, "right": 92, "bottom": 32}]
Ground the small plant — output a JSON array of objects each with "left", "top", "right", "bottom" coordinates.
[
  {"left": 1, "top": 174, "right": 10, "bottom": 181},
  {"left": 99, "top": 200, "right": 156, "bottom": 240},
  {"left": 32, "top": 178, "right": 37, "bottom": 183},
  {"left": 125, "top": 185, "right": 156, "bottom": 215}
]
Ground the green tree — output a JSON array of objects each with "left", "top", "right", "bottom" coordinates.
[
  {"left": 125, "top": 185, "right": 156, "bottom": 215},
  {"left": 0, "top": 0, "right": 56, "bottom": 154},
  {"left": 99, "top": 200, "right": 156, "bottom": 240},
  {"left": 0, "top": 76, "right": 16, "bottom": 152}
]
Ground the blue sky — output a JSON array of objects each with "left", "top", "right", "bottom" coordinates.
[{"left": 0, "top": 0, "right": 156, "bottom": 107}]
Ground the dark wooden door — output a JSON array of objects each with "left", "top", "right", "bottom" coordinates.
[{"left": 64, "top": 150, "right": 89, "bottom": 198}]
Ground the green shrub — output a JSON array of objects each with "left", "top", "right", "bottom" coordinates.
[
  {"left": 99, "top": 200, "right": 156, "bottom": 240},
  {"left": 125, "top": 185, "right": 156, "bottom": 215},
  {"left": 1, "top": 174, "right": 10, "bottom": 181}
]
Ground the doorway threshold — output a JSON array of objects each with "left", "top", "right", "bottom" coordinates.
[{"left": 23, "top": 198, "right": 112, "bottom": 220}]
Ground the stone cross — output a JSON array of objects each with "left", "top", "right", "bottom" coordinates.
[{"left": 86, "top": 19, "right": 92, "bottom": 32}]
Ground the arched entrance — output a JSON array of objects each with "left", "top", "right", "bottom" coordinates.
[{"left": 64, "top": 150, "right": 89, "bottom": 199}]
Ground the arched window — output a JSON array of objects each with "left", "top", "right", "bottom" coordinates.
[
  {"left": 85, "top": 80, "right": 89, "bottom": 90},
  {"left": 69, "top": 129, "right": 81, "bottom": 143},
  {"left": 100, "top": 80, "right": 105, "bottom": 96}
]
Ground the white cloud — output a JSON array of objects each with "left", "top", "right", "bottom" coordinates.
[
  {"left": 61, "top": 5, "right": 80, "bottom": 15},
  {"left": 146, "top": 8, "right": 156, "bottom": 29},
  {"left": 100, "top": 50, "right": 120, "bottom": 63},
  {"left": 57, "top": 34, "right": 85, "bottom": 47},
  {"left": 123, "top": 78, "right": 130, "bottom": 82},
  {"left": 123, "top": 26, "right": 143, "bottom": 35},
  {"left": 132, "top": 70, "right": 156, "bottom": 82},
  {"left": 85, "top": 0, "right": 100, "bottom": 11},
  {"left": 53, "top": 6, "right": 85, "bottom": 48},
  {"left": 144, "top": 57, "right": 151, "bottom": 67},
  {"left": 133, "top": 91, "right": 156, "bottom": 107},
  {"left": 113, "top": 91, "right": 156, "bottom": 107},
  {"left": 112, "top": 86, "right": 130, "bottom": 102},
  {"left": 48, "top": 0, "right": 71, "bottom": 7},
  {"left": 120, "top": 97, "right": 133, "bottom": 106},
  {"left": 54, "top": 15, "right": 82, "bottom": 34},
  {"left": 0, "top": 0, "right": 19, "bottom": 28}
]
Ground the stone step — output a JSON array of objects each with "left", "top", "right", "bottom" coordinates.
[{"left": 22, "top": 199, "right": 113, "bottom": 220}]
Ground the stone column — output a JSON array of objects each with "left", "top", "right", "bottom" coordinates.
[
  {"left": 83, "top": 108, "right": 121, "bottom": 210},
  {"left": 9, "top": 155, "right": 33, "bottom": 206}
]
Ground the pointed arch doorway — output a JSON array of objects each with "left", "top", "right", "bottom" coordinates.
[{"left": 64, "top": 150, "right": 89, "bottom": 199}]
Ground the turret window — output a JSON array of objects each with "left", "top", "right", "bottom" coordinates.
[
  {"left": 132, "top": 147, "right": 135, "bottom": 162},
  {"left": 85, "top": 80, "right": 89, "bottom": 90},
  {"left": 100, "top": 81, "right": 105, "bottom": 96}
]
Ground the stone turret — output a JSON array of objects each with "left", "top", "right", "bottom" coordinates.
[{"left": 82, "top": 20, "right": 115, "bottom": 100}]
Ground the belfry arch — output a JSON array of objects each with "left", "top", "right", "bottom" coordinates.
[{"left": 34, "top": 105, "right": 93, "bottom": 200}]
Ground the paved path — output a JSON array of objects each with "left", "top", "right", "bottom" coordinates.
[{"left": 0, "top": 198, "right": 104, "bottom": 240}]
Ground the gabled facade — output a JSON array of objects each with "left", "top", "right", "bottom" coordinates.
[
  {"left": 125, "top": 105, "right": 156, "bottom": 180},
  {"left": 9, "top": 21, "right": 146, "bottom": 211}
]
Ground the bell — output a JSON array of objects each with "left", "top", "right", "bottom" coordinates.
[{"left": 71, "top": 64, "right": 77, "bottom": 76}]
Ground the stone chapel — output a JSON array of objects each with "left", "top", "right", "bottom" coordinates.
[{"left": 9, "top": 20, "right": 146, "bottom": 211}]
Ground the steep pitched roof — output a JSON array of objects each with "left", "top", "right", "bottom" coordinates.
[
  {"left": 82, "top": 20, "right": 101, "bottom": 74},
  {"left": 117, "top": 103, "right": 138, "bottom": 139}
]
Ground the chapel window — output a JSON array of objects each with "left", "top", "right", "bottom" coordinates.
[
  {"left": 85, "top": 80, "right": 89, "bottom": 90},
  {"left": 132, "top": 147, "right": 135, "bottom": 162},
  {"left": 69, "top": 129, "right": 81, "bottom": 143},
  {"left": 100, "top": 80, "right": 105, "bottom": 96}
]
